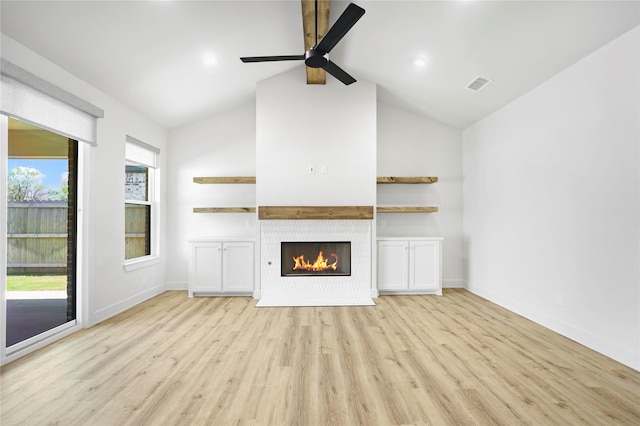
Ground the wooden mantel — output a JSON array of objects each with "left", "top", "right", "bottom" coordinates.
[{"left": 258, "top": 206, "right": 374, "bottom": 220}]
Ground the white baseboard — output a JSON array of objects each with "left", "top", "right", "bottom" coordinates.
[
  {"left": 90, "top": 283, "right": 165, "bottom": 326},
  {"left": 443, "top": 278, "right": 465, "bottom": 288},
  {"left": 464, "top": 281, "right": 639, "bottom": 371},
  {"left": 165, "top": 281, "right": 187, "bottom": 290}
]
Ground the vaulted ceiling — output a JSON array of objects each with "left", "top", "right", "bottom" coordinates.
[{"left": 1, "top": 1, "right": 638, "bottom": 130}]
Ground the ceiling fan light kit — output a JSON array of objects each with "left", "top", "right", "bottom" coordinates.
[{"left": 240, "top": 2, "right": 365, "bottom": 86}]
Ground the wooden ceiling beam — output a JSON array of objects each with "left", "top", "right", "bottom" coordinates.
[{"left": 302, "top": 0, "right": 330, "bottom": 85}]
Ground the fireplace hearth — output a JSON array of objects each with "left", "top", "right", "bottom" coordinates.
[
  {"left": 281, "top": 241, "right": 351, "bottom": 277},
  {"left": 257, "top": 219, "right": 374, "bottom": 307}
]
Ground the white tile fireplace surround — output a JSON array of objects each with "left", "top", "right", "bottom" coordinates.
[{"left": 257, "top": 220, "right": 375, "bottom": 307}]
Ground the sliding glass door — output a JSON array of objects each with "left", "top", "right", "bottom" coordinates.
[{"left": 4, "top": 117, "right": 77, "bottom": 348}]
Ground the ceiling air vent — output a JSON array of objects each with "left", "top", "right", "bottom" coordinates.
[{"left": 467, "top": 76, "right": 492, "bottom": 92}]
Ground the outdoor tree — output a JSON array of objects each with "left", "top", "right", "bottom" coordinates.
[
  {"left": 47, "top": 178, "right": 69, "bottom": 201},
  {"left": 7, "top": 166, "right": 49, "bottom": 201}
]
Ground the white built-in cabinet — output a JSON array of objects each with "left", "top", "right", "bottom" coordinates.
[
  {"left": 377, "top": 238, "right": 443, "bottom": 295},
  {"left": 188, "top": 240, "right": 254, "bottom": 297}
]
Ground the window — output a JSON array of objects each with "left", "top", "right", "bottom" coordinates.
[{"left": 124, "top": 136, "right": 159, "bottom": 261}]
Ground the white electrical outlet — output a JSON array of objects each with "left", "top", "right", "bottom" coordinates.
[{"left": 320, "top": 164, "right": 328, "bottom": 174}]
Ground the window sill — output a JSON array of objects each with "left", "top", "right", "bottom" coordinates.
[{"left": 123, "top": 255, "right": 161, "bottom": 272}]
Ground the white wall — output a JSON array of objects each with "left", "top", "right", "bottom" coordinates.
[
  {"left": 165, "top": 102, "right": 257, "bottom": 288},
  {"left": 463, "top": 27, "right": 640, "bottom": 369},
  {"left": 1, "top": 35, "right": 169, "bottom": 329},
  {"left": 256, "top": 68, "right": 377, "bottom": 207},
  {"left": 377, "top": 104, "right": 464, "bottom": 287}
]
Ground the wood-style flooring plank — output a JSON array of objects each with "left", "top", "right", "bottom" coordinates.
[{"left": 1, "top": 289, "right": 639, "bottom": 425}]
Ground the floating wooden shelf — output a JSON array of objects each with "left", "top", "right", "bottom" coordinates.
[
  {"left": 193, "top": 177, "right": 256, "bottom": 184},
  {"left": 193, "top": 207, "right": 256, "bottom": 213},
  {"left": 258, "top": 206, "right": 374, "bottom": 220},
  {"left": 191, "top": 177, "right": 439, "bottom": 215},
  {"left": 377, "top": 176, "right": 438, "bottom": 184},
  {"left": 377, "top": 207, "right": 439, "bottom": 213}
]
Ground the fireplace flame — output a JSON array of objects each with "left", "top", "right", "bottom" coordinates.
[{"left": 292, "top": 251, "right": 338, "bottom": 272}]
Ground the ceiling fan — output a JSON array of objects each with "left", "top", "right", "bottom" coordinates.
[{"left": 240, "top": 1, "right": 365, "bottom": 86}]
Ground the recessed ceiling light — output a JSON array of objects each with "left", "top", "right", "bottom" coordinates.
[
  {"left": 202, "top": 53, "right": 218, "bottom": 67},
  {"left": 413, "top": 57, "right": 427, "bottom": 67}
]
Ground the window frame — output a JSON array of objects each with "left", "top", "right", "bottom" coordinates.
[{"left": 123, "top": 136, "right": 160, "bottom": 270}]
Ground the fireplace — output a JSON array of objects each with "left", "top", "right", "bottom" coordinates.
[
  {"left": 281, "top": 241, "right": 351, "bottom": 277},
  {"left": 257, "top": 219, "right": 375, "bottom": 306}
]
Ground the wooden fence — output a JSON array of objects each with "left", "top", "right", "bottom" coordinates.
[
  {"left": 7, "top": 201, "right": 68, "bottom": 274},
  {"left": 7, "top": 202, "right": 148, "bottom": 273},
  {"left": 125, "top": 204, "right": 149, "bottom": 260}
]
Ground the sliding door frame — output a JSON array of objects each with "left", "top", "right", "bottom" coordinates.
[
  {"left": 0, "top": 116, "right": 89, "bottom": 365},
  {"left": 1, "top": 115, "right": 8, "bottom": 357}
]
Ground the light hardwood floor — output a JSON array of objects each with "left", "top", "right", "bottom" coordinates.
[{"left": 1, "top": 289, "right": 639, "bottom": 425}]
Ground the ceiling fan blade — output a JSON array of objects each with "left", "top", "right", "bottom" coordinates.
[
  {"left": 315, "top": 3, "right": 365, "bottom": 53},
  {"left": 240, "top": 55, "right": 305, "bottom": 63},
  {"left": 322, "top": 60, "right": 356, "bottom": 85}
]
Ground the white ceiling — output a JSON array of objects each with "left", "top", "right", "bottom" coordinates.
[{"left": 1, "top": 0, "right": 638, "bottom": 130}]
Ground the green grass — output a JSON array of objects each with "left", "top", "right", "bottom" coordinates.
[{"left": 6, "top": 275, "right": 67, "bottom": 291}]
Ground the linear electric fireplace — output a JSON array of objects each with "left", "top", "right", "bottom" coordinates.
[
  {"left": 258, "top": 220, "right": 373, "bottom": 306},
  {"left": 281, "top": 241, "right": 351, "bottom": 277}
]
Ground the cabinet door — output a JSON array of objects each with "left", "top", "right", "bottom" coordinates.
[
  {"left": 189, "top": 242, "right": 222, "bottom": 295},
  {"left": 410, "top": 240, "right": 441, "bottom": 291},
  {"left": 377, "top": 240, "right": 409, "bottom": 290},
  {"left": 222, "top": 241, "right": 254, "bottom": 292}
]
